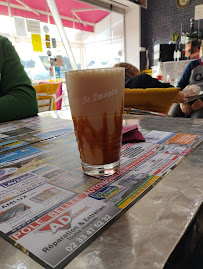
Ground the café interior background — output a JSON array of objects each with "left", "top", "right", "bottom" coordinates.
[
  {"left": 0, "top": 0, "right": 202, "bottom": 84},
  {"left": 141, "top": 0, "right": 203, "bottom": 70}
]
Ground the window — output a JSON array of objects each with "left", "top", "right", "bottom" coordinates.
[{"left": 0, "top": 0, "right": 125, "bottom": 83}]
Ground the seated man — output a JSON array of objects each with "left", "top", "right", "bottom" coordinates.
[
  {"left": 169, "top": 47, "right": 203, "bottom": 118},
  {"left": 0, "top": 35, "right": 38, "bottom": 123}
]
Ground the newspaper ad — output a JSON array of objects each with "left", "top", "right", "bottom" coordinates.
[{"left": 0, "top": 127, "right": 202, "bottom": 268}]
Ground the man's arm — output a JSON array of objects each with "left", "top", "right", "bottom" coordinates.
[{"left": 0, "top": 37, "right": 38, "bottom": 123}]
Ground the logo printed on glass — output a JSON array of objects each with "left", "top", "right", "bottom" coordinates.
[{"left": 82, "top": 88, "right": 118, "bottom": 104}]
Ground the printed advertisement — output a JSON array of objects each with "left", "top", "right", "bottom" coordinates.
[
  {"left": 0, "top": 124, "right": 202, "bottom": 268},
  {"left": 10, "top": 197, "right": 120, "bottom": 268},
  {"left": 0, "top": 116, "right": 74, "bottom": 152}
]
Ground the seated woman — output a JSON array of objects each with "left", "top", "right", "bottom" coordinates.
[
  {"left": 0, "top": 35, "right": 38, "bottom": 123},
  {"left": 113, "top": 62, "right": 184, "bottom": 102}
]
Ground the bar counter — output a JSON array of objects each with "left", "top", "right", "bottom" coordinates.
[{"left": 0, "top": 112, "right": 203, "bottom": 269}]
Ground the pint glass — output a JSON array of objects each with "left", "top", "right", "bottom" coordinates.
[{"left": 65, "top": 68, "right": 125, "bottom": 177}]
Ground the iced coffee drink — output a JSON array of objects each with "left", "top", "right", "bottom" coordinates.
[{"left": 65, "top": 67, "right": 124, "bottom": 177}]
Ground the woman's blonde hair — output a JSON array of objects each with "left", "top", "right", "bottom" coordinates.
[{"left": 113, "top": 62, "right": 141, "bottom": 78}]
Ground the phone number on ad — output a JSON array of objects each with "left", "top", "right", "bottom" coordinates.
[{"left": 66, "top": 214, "right": 111, "bottom": 252}]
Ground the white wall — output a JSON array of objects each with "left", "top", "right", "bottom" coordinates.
[
  {"left": 125, "top": 6, "right": 141, "bottom": 69},
  {"left": 73, "top": 1, "right": 141, "bottom": 69},
  {"left": 77, "top": 6, "right": 141, "bottom": 69},
  {"left": 79, "top": 12, "right": 125, "bottom": 68},
  {"left": 78, "top": 12, "right": 124, "bottom": 44}
]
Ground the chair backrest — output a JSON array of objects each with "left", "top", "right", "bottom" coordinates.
[
  {"left": 34, "top": 83, "right": 63, "bottom": 111},
  {"left": 39, "top": 82, "right": 63, "bottom": 110},
  {"left": 124, "top": 87, "right": 180, "bottom": 114},
  {"left": 36, "top": 93, "right": 55, "bottom": 112},
  {"left": 142, "top": 69, "right": 152, "bottom": 76}
]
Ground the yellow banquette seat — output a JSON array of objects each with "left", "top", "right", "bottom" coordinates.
[{"left": 124, "top": 87, "right": 180, "bottom": 114}]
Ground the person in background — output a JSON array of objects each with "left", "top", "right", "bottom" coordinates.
[
  {"left": 113, "top": 62, "right": 184, "bottom": 102},
  {"left": 0, "top": 35, "right": 38, "bottom": 123},
  {"left": 168, "top": 46, "right": 203, "bottom": 118}
]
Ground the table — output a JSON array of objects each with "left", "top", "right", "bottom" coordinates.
[{"left": 0, "top": 112, "right": 203, "bottom": 269}]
